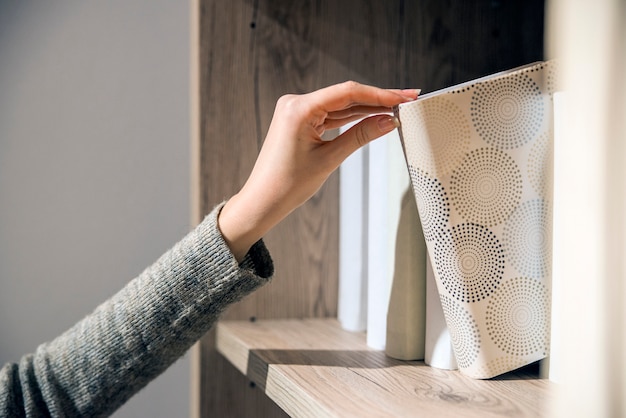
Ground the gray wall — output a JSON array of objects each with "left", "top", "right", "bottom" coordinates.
[{"left": 0, "top": 1, "right": 190, "bottom": 416}]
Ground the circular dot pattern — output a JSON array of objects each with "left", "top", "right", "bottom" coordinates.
[
  {"left": 470, "top": 72, "right": 544, "bottom": 149},
  {"left": 408, "top": 166, "right": 450, "bottom": 241},
  {"left": 528, "top": 131, "right": 553, "bottom": 197},
  {"left": 433, "top": 223, "right": 505, "bottom": 303},
  {"left": 502, "top": 199, "right": 552, "bottom": 278},
  {"left": 440, "top": 295, "right": 480, "bottom": 369},
  {"left": 485, "top": 277, "right": 550, "bottom": 357},
  {"left": 450, "top": 148, "right": 523, "bottom": 227},
  {"left": 399, "top": 96, "right": 470, "bottom": 176}
]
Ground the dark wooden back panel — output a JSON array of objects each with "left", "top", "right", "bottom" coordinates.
[{"left": 194, "top": 1, "right": 544, "bottom": 416}]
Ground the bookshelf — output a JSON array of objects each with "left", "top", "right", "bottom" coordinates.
[
  {"left": 216, "top": 319, "right": 552, "bottom": 417},
  {"left": 192, "top": 1, "right": 546, "bottom": 416}
]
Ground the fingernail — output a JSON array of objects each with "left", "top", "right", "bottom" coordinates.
[
  {"left": 401, "top": 88, "right": 421, "bottom": 101},
  {"left": 378, "top": 116, "right": 400, "bottom": 133}
]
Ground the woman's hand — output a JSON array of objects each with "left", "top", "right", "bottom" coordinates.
[{"left": 218, "top": 81, "right": 419, "bottom": 261}]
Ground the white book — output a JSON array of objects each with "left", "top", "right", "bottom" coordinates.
[
  {"left": 367, "top": 128, "right": 418, "bottom": 350},
  {"left": 385, "top": 181, "right": 427, "bottom": 360},
  {"left": 337, "top": 119, "right": 428, "bottom": 356},
  {"left": 338, "top": 144, "right": 368, "bottom": 332}
]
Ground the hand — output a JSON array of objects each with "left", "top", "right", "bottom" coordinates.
[{"left": 218, "top": 81, "right": 419, "bottom": 261}]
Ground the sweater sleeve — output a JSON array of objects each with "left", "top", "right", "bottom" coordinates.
[{"left": 0, "top": 203, "right": 274, "bottom": 417}]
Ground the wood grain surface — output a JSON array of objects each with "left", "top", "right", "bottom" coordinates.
[
  {"left": 217, "top": 319, "right": 552, "bottom": 418},
  {"left": 194, "top": 0, "right": 545, "bottom": 416}
]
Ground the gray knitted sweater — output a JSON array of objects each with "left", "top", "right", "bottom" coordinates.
[{"left": 0, "top": 204, "right": 274, "bottom": 417}]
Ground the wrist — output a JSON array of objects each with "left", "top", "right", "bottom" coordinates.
[
  {"left": 218, "top": 189, "right": 284, "bottom": 263},
  {"left": 218, "top": 194, "right": 255, "bottom": 263}
]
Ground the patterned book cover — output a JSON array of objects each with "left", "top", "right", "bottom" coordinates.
[{"left": 396, "top": 61, "right": 559, "bottom": 378}]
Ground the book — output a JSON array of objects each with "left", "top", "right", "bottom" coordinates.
[
  {"left": 338, "top": 144, "right": 369, "bottom": 332},
  {"left": 396, "top": 61, "right": 557, "bottom": 378},
  {"left": 384, "top": 172, "right": 427, "bottom": 360},
  {"left": 338, "top": 122, "right": 428, "bottom": 357},
  {"left": 366, "top": 127, "right": 421, "bottom": 351}
]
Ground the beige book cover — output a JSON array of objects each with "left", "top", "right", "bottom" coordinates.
[{"left": 396, "top": 61, "right": 559, "bottom": 379}]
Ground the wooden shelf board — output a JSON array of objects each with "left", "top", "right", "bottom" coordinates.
[{"left": 216, "top": 318, "right": 553, "bottom": 418}]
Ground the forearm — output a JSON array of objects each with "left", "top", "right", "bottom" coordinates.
[{"left": 0, "top": 203, "right": 273, "bottom": 417}]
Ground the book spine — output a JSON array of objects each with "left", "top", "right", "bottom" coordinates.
[
  {"left": 366, "top": 135, "right": 392, "bottom": 349},
  {"left": 368, "top": 129, "right": 427, "bottom": 353},
  {"left": 385, "top": 181, "right": 427, "bottom": 360},
  {"left": 338, "top": 145, "right": 368, "bottom": 332}
]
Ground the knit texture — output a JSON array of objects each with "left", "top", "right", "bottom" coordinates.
[{"left": 0, "top": 204, "right": 273, "bottom": 417}]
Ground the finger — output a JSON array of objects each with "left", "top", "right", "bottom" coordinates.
[
  {"left": 323, "top": 110, "right": 395, "bottom": 130},
  {"left": 323, "top": 114, "right": 372, "bottom": 131},
  {"left": 326, "top": 105, "right": 393, "bottom": 120},
  {"left": 388, "top": 88, "right": 421, "bottom": 97},
  {"left": 329, "top": 114, "right": 400, "bottom": 162},
  {"left": 307, "top": 81, "right": 418, "bottom": 112}
]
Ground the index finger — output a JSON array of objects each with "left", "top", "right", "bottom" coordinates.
[{"left": 306, "top": 81, "right": 418, "bottom": 112}]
